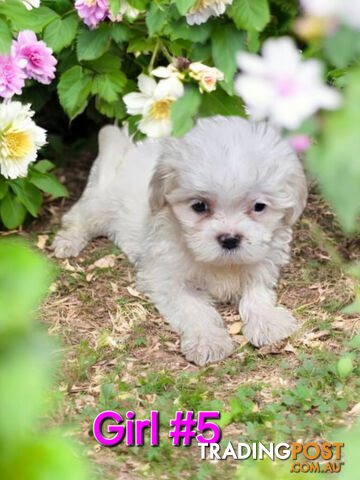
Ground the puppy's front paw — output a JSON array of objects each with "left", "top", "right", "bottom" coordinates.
[
  {"left": 52, "top": 229, "right": 87, "bottom": 258},
  {"left": 181, "top": 327, "right": 235, "bottom": 366},
  {"left": 242, "top": 307, "right": 297, "bottom": 347}
]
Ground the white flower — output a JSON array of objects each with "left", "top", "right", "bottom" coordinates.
[
  {"left": 301, "top": 0, "right": 360, "bottom": 30},
  {"left": 0, "top": 102, "right": 46, "bottom": 179},
  {"left": 235, "top": 37, "right": 341, "bottom": 130},
  {"left": 188, "top": 62, "right": 224, "bottom": 93},
  {"left": 22, "top": 0, "right": 40, "bottom": 10},
  {"left": 186, "top": 0, "right": 233, "bottom": 25},
  {"left": 123, "top": 74, "right": 184, "bottom": 138},
  {"left": 120, "top": 0, "right": 140, "bottom": 19},
  {"left": 152, "top": 64, "right": 185, "bottom": 82},
  {"left": 108, "top": 0, "right": 140, "bottom": 21}
]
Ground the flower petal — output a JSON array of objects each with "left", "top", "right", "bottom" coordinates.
[
  {"left": 138, "top": 74, "right": 157, "bottom": 96},
  {"left": 123, "top": 92, "right": 150, "bottom": 115}
]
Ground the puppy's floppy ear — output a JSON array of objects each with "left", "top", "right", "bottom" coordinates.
[
  {"left": 148, "top": 161, "right": 178, "bottom": 212},
  {"left": 148, "top": 138, "right": 181, "bottom": 213},
  {"left": 283, "top": 162, "right": 308, "bottom": 226}
]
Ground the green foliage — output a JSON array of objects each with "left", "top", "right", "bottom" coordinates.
[
  {"left": 174, "top": 0, "right": 197, "bottom": 15},
  {"left": 212, "top": 26, "right": 246, "bottom": 94},
  {"left": 0, "top": 17, "right": 12, "bottom": 54},
  {"left": 57, "top": 65, "right": 93, "bottom": 120},
  {"left": 43, "top": 13, "right": 79, "bottom": 53},
  {"left": 171, "top": 84, "right": 202, "bottom": 137},
  {"left": 0, "top": 163, "right": 68, "bottom": 229},
  {"left": 306, "top": 69, "right": 360, "bottom": 234},
  {"left": 0, "top": 239, "right": 91, "bottom": 479},
  {"left": 77, "top": 25, "right": 111, "bottom": 61},
  {"left": 227, "top": 0, "right": 270, "bottom": 32}
]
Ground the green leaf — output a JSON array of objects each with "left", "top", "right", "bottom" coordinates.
[
  {"left": 171, "top": 85, "right": 202, "bottom": 137},
  {"left": 174, "top": 0, "right": 196, "bottom": 15},
  {"left": 43, "top": 13, "right": 79, "bottom": 53},
  {"left": 109, "top": 0, "right": 121, "bottom": 15},
  {"left": 0, "top": 18, "right": 12, "bottom": 55},
  {"left": 0, "top": 177, "right": 8, "bottom": 200},
  {"left": 57, "top": 66, "right": 92, "bottom": 120},
  {"left": 127, "top": 0, "right": 149, "bottom": 9},
  {"left": 164, "top": 19, "right": 212, "bottom": 43},
  {"left": 306, "top": 69, "right": 360, "bottom": 233},
  {"left": 324, "top": 26, "right": 360, "bottom": 69},
  {"left": 77, "top": 26, "right": 111, "bottom": 61},
  {"left": 146, "top": 3, "right": 168, "bottom": 36},
  {"left": 84, "top": 53, "right": 121, "bottom": 73},
  {"left": 9, "top": 180, "right": 42, "bottom": 217},
  {"left": 95, "top": 97, "right": 126, "bottom": 120},
  {"left": 127, "top": 37, "right": 157, "bottom": 53},
  {"left": 198, "top": 88, "right": 245, "bottom": 117},
  {"left": 86, "top": 54, "right": 127, "bottom": 102},
  {"left": 336, "top": 356, "right": 354, "bottom": 379},
  {"left": 212, "top": 25, "right": 245, "bottom": 95},
  {"left": 190, "top": 43, "right": 212, "bottom": 62},
  {"left": 43, "top": 0, "right": 73, "bottom": 14},
  {"left": 92, "top": 70, "right": 127, "bottom": 102},
  {"left": 33, "top": 160, "right": 55, "bottom": 174},
  {"left": 110, "top": 23, "right": 134, "bottom": 43},
  {"left": 0, "top": 1, "right": 59, "bottom": 33},
  {"left": 247, "top": 30, "right": 260, "bottom": 53},
  {"left": 0, "top": 192, "right": 27, "bottom": 229},
  {"left": 29, "top": 171, "right": 68, "bottom": 198},
  {"left": 227, "top": 0, "right": 270, "bottom": 32}
]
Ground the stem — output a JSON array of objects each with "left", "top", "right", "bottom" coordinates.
[
  {"left": 161, "top": 46, "right": 174, "bottom": 63},
  {"left": 149, "top": 39, "right": 161, "bottom": 73}
]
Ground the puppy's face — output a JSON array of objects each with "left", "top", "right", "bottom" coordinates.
[
  {"left": 168, "top": 192, "right": 284, "bottom": 265},
  {"left": 149, "top": 117, "right": 307, "bottom": 266}
]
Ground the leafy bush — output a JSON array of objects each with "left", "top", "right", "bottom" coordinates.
[
  {"left": 0, "top": 238, "right": 91, "bottom": 479},
  {"left": 0, "top": 0, "right": 358, "bottom": 254}
]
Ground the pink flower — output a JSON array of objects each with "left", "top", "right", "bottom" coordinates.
[
  {"left": 12, "top": 31, "right": 57, "bottom": 85},
  {"left": 74, "top": 0, "right": 109, "bottom": 29},
  {"left": 0, "top": 54, "right": 26, "bottom": 99},
  {"left": 288, "top": 134, "right": 312, "bottom": 153}
]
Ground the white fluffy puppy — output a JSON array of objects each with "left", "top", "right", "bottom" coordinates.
[{"left": 53, "top": 116, "right": 307, "bottom": 366}]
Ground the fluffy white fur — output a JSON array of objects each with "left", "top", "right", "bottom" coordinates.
[{"left": 53, "top": 116, "right": 307, "bottom": 366}]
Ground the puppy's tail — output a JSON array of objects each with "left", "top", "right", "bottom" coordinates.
[{"left": 91, "top": 124, "right": 133, "bottom": 190}]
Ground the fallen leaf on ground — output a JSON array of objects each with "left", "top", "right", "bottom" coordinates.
[
  {"left": 349, "top": 403, "right": 360, "bottom": 416},
  {"left": 229, "top": 321, "right": 243, "bottom": 335},
  {"left": 307, "top": 330, "right": 330, "bottom": 340},
  {"left": 284, "top": 342, "right": 297, "bottom": 355},
  {"left": 62, "top": 259, "right": 84, "bottom": 272},
  {"left": 126, "top": 286, "right": 143, "bottom": 299},
  {"left": 88, "top": 254, "right": 116, "bottom": 270},
  {"left": 232, "top": 335, "right": 248, "bottom": 347},
  {"left": 36, "top": 234, "right": 49, "bottom": 250}
]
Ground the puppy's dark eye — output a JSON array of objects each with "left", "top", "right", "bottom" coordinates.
[
  {"left": 191, "top": 201, "right": 209, "bottom": 213},
  {"left": 254, "top": 202, "right": 266, "bottom": 212}
]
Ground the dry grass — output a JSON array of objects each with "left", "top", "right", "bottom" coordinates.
[{"left": 3, "top": 160, "right": 360, "bottom": 479}]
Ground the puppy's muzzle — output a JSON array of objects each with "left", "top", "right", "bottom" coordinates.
[{"left": 217, "top": 234, "right": 241, "bottom": 250}]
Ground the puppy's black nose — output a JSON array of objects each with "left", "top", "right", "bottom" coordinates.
[{"left": 217, "top": 234, "right": 241, "bottom": 250}]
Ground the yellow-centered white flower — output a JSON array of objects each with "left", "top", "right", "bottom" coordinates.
[
  {"left": 189, "top": 62, "right": 224, "bottom": 93},
  {"left": 123, "top": 74, "right": 184, "bottom": 138},
  {"left": 0, "top": 102, "right": 46, "bottom": 179},
  {"left": 186, "top": 0, "right": 233, "bottom": 25}
]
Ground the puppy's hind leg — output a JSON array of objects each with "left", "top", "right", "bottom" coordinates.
[{"left": 53, "top": 125, "right": 131, "bottom": 258}]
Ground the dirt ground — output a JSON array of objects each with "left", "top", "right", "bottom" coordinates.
[{"left": 6, "top": 155, "right": 360, "bottom": 479}]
